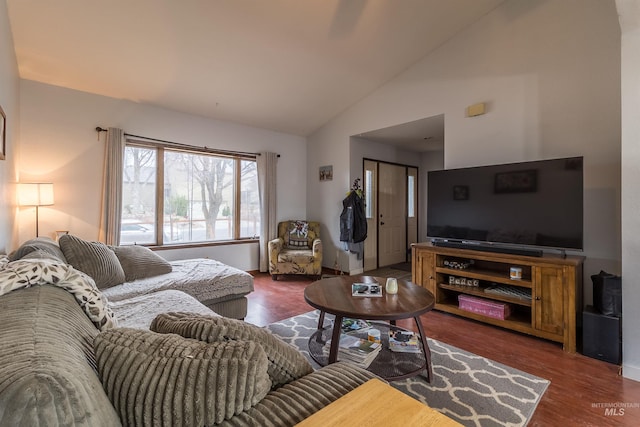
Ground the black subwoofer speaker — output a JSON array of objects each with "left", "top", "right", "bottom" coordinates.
[{"left": 582, "top": 305, "right": 621, "bottom": 364}]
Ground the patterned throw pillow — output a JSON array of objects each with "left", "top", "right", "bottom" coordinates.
[
  {"left": 94, "top": 328, "right": 271, "bottom": 425},
  {"left": 151, "top": 312, "right": 314, "bottom": 389},
  {"left": 59, "top": 234, "right": 126, "bottom": 289},
  {"left": 0, "top": 257, "right": 116, "bottom": 330},
  {"left": 287, "top": 220, "right": 309, "bottom": 249}
]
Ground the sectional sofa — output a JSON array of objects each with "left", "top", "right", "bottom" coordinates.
[{"left": 0, "top": 237, "right": 377, "bottom": 425}]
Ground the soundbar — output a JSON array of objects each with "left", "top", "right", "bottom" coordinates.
[{"left": 431, "top": 239, "right": 543, "bottom": 257}]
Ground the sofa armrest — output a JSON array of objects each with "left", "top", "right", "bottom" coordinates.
[
  {"left": 0, "top": 286, "right": 122, "bottom": 426},
  {"left": 268, "top": 238, "right": 283, "bottom": 256},
  {"left": 312, "top": 238, "right": 322, "bottom": 258},
  {"left": 221, "top": 362, "right": 379, "bottom": 426},
  {"left": 268, "top": 238, "right": 284, "bottom": 273}
]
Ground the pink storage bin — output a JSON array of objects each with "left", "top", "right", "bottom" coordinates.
[{"left": 458, "top": 295, "right": 512, "bottom": 320}]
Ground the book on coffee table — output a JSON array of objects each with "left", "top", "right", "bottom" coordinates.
[
  {"left": 351, "top": 283, "right": 382, "bottom": 297},
  {"left": 389, "top": 330, "right": 421, "bottom": 353},
  {"left": 324, "top": 334, "right": 382, "bottom": 368},
  {"left": 341, "top": 318, "right": 372, "bottom": 334}
]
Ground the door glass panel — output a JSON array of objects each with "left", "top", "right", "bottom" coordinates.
[
  {"left": 365, "top": 170, "right": 373, "bottom": 219},
  {"left": 408, "top": 175, "right": 416, "bottom": 218}
]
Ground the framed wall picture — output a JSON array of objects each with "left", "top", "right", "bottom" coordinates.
[
  {"left": 0, "top": 105, "right": 6, "bottom": 161},
  {"left": 319, "top": 165, "right": 333, "bottom": 181}
]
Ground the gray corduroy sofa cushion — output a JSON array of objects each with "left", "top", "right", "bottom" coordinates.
[
  {"left": 151, "top": 312, "right": 314, "bottom": 389},
  {"left": 219, "top": 362, "right": 379, "bottom": 426},
  {"left": 0, "top": 285, "right": 121, "bottom": 426},
  {"left": 59, "top": 234, "right": 126, "bottom": 289},
  {"left": 8, "top": 237, "right": 67, "bottom": 263},
  {"left": 111, "top": 245, "right": 172, "bottom": 281},
  {"left": 94, "top": 328, "right": 271, "bottom": 426}
]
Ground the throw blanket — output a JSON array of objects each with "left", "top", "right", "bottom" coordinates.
[{"left": 0, "top": 256, "right": 116, "bottom": 330}]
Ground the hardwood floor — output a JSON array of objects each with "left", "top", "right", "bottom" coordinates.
[{"left": 246, "top": 271, "right": 640, "bottom": 426}]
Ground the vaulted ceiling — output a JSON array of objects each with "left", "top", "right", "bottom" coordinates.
[{"left": 7, "top": 0, "right": 504, "bottom": 136}]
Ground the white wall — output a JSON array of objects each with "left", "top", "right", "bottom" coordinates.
[
  {"left": 350, "top": 137, "right": 422, "bottom": 174},
  {"left": 419, "top": 150, "right": 445, "bottom": 241},
  {"left": 0, "top": 0, "right": 20, "bottom": 254},
  {"left": 17, "top": 80, "right": 306, "bottom": 270},
  {"left": 618, "top": 0, "right": 640, "bottom": 382},
  {"left": 306, "top": 121, "right": 351, "bottom": 270},
  {"left": 308, "top": 0, "right": 621, "bottom": 297}
]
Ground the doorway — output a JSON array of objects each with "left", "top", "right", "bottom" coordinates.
[
  {"left": 363, "top": 159, "right": 418, "bottom": 270},
  {"left": 356, "top": 113, "right": 445, "bottom": 272}
]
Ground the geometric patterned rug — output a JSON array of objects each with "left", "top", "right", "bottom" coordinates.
[{"left": 267, "top": 310, "right": 550, "bottom": 427}]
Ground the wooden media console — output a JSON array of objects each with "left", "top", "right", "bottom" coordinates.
[{"left": 412, "top": 242, "right": 584, "bottom": 352}]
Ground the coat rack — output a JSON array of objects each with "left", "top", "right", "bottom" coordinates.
[{"left": 349, "top": 178, "right": 363, "bottom": 198}]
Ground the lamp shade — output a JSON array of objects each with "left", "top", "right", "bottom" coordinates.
[{"left": 18, "top": 183, "right": 54, "bottom": 206}]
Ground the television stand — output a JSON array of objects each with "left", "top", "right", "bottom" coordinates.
[
  {"left": 412, "top": 242, "right": 584, "bottom": 352},
  {"left": 431, "top": 239, "right": 543, "bottom": 257}
]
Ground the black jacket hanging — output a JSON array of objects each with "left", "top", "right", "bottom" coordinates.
[{"left": 340, "top": 191, "right": 367, "bottom": 244}]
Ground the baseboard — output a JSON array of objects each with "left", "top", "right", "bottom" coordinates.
[
  {"left": 322, "top": 267, "right": 345, "bottom": 276},
  {"left": 622, "top": 363, "right": 640, "bottom": 382}
]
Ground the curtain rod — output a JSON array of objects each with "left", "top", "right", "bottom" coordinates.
[{"left": 95, "top": 127, "right": 279, "bottom": 158}]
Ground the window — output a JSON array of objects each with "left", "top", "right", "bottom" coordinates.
[
  {"left": 239, "top": 160, "right": 260, "bottom": 238},
  {"left": 121, "top": 146, "right": 157, "bottom": 245},
  {"left": 365, "top": 169, "right": 373, "bottom": 219},
  {"left": 121, "top": 143, "right": 260, "bottom": 246},
  {"left": 407, "top": 174, "right": 416, "bottom": 218}
]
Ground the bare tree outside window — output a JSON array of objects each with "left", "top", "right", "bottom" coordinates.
[
  {"left": 121, "top": 146, "right": 156, "bottom": 245},
  {"left": 240, "top": 160, "right": 260, "bottom": 238},
  {"left": 165, "top": 151, "right": 234, "bottom": 242},
  {"left": 120, "top": 144, "right": 260, "bottom": 246},
  {"left": 192, "top": 155, "right": 233, "bottom": 239}
]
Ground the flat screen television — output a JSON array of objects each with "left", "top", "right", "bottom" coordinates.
[{"left": 427, "top": 156, "right": 583, "bottom": 256}]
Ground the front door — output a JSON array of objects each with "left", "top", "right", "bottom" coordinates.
[{"left": 378, "top": 162, "right": 407, "bottom": 266}]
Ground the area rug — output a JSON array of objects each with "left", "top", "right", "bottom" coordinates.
[{"left": 267, "top": 310, "right": 549, "bottom": 427}]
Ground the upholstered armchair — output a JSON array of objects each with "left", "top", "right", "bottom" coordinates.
[{"left": 268, "top": 220, "right": 323, "bottom": 280}]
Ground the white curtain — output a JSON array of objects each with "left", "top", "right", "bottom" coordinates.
[
  {"left": 257, "top": 152, "right": 278, "bottom": 272},
  {"left": 98, "top": 127, "right": 124, "bottom": 245}
]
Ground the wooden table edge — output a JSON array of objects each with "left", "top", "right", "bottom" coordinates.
[{"left": 295, "top": 378, "right": 463, "bottom": 427}]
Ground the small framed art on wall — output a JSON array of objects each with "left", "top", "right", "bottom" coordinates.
[{"left": 319, "top": 165, "right": 333, "bottom": 181}]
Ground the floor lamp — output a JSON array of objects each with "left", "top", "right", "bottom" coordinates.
[{"left": 18, "top": 182, "right": 54, "bottom": 237}]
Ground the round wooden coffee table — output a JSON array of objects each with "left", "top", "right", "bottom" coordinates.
[{"left": 304, "top": 275, "right": 435, "bottom": 382}]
